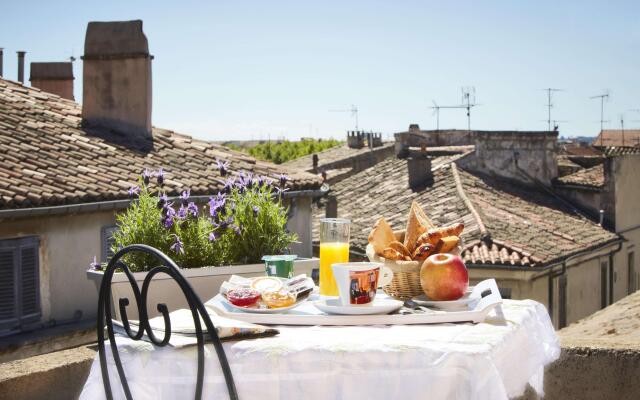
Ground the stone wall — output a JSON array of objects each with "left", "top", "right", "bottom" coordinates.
[
  {"left": 318, "top": 144, "right": 395, "bottom": 178},
  {"left": 394, "top": 126, "right": 475, "bottom": 148},
  {"left": 471, "top": 131, "right": 558, "bottom": 185}
]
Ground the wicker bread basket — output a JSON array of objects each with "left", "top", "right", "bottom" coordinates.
[{"left": 366, "top": 230, "right": 462, "bottom": 300}]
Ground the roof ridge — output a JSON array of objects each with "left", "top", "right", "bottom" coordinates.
[{"left": 450, "top": 163, "right": 489, "bottom": 239}]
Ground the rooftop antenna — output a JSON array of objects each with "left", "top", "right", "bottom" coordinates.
[
  {"left": 590, "top": 90, "right": 610, "bottom": 133},
  {"left": 619, "top": 113, "right": 626, "bottom": 146},
  {"left": 461, "top": 87, "right": 479, "bottom": 131},
  {"left": 543, "top": 88, "right": 563, "bottom": 131},
  {"left": 429, "top": 100, "right": 465, "bottom": 131},
  {"left": 330, "top": 104, "right": 358, "bottom": 131}
]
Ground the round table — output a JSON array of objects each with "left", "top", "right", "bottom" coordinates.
[{"left": 80, "top": 299, "right": 559, "bottom": 400}]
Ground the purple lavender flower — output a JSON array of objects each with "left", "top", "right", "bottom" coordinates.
[
  {"left": 231, "top": 224, "right": 242, "bottom": 236},
  {"left": 256, "top": 175, "right": 265, "bottom": 187},
  {"left": 222, "top": 178, "right": 235, "bottom": 194},
  {"left": 177, "top": 205, "right": 188, "bottom": 220},
  {"left": 217, "top": 216, "right": 234, "bottom": 230},
  {"left": 216, "top": 159, "right": 230, "bottom": 177},
  {"left": 161, "top": 202, "right": 177, "bottom": 228},
  {"left": 128, "top": 186, "right": 140, "bottom": 196},
  {"left": 142, "top": 169, "right": 153, "bottom": 185},
  {"left": 187, "top": 202, "right": 198, "bottom": 217},
  {"left": 157, "top": 192, "right": 169, "bottom": 209},
  {"left": 170, "top": 234, "right": 184, "bottom": 255},
  {"left": 156, "top": 167, "right": 165, "bottom": 186},
  {"left": 162, "top": 215, "right": 174, "bottom": 229},
  {"left": 208, "top": 232, "right": 217, "bottom": 242},
  {"left": 252, "top": 205, "right": 260, "bottom": 216},
  {"left": 278, "top": 173, "right": 289, "bottom": 187},
  {"left": 89, "top": 255, "right": 102, "bottom": 271},
  {"left": 208, "top": 193, "right": 226, "bottom": 216},
  {"left": 273, "top": 186, "right": 289, "bottom": 198},
  {"left": 241, "top": 172, "right": 254, "bottom": 189},
  {"left": 164, "top": 202, "right": 176, "bottom": 218},
  {"left": 179, "top": 189, "right": 190, "bottom": 201}
]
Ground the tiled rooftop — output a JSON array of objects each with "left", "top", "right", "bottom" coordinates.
[
  {"left": 314, "top": 155, "right": 618, "bottom": 267},
  {"left": 593, "top": 129, "right": 640, "bottom": 148},
  {"left": 0, "top": 78, "right": 322, "bottom": 210},
  {"left": 555, "top": 164, "right": 605, "bottom": 189},
  {"left": 283, "top": 142, "right": 395, "bottom": 171}
]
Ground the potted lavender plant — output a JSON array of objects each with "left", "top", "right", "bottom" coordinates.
[{"left": 86, "top": 165, "right": 318, "bottom": 318}]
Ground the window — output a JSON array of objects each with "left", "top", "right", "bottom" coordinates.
[
  {"left": 629, "top": 252, "right": 636, "bottom": 294},
  {"left": 600, "top": 261, "right": 608, "bottom": 309},
  {"left": 0, "top": 237, "right": 41, "bottom": 332},
  {"left": 101, "top": 226, "right": 118, "bottom": 262}
]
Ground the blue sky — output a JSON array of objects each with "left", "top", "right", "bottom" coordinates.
[{"left": 1, "top": 1, "right": 638, "bottom": 141}]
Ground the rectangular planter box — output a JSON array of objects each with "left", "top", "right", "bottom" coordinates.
[{"left": 87, "top": 258, "right": 319, "bottom": 320}]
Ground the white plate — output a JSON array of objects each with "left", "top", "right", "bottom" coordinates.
[
  {"left": 221, "top": 296, "right": 307, "bottom": 314},
  {"left": 412, "top": 288, "right": 476, "bottom": 311},
  {"left": 313, "top": 297, "right": 403, "bottom": 315}
]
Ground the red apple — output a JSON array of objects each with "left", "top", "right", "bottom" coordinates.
[{"left": 420, "top": 253, "right": 469, "bottom": 301}]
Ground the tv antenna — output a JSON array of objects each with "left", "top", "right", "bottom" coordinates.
[
  {"left": 590, "top": 91, "right": 610, "bottom": 132},
  {"left": 542, "top": 88, "right": 563, "bottom": 131},
  {"left": 461, "top": 87, "right": 479, "bottom": 131},
  {"left": 330, "top": 104, "right": 358, "bottom": 131},
  {"left": 619, "top": 113, "right": 626, "bottom": 146},
  {"left": 429, "top": 100, "right": 465, "bottom": 131}
]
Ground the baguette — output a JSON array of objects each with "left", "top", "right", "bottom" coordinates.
[
  {"left": 424, "top": 223, "right": 464, "bottom": 246},
  {"left": 438, "top": 236, "right": 460, "bottom": 253},
  {"left": 412, "top": 243, "right": 436, "bottom": 261}
]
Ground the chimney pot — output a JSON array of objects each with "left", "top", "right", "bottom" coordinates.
[
  {"left": 17, "top": 51, "right": 26, "bottom": 83},
  {"left": 30, "top": 62, "right": 75, "bottom": 100},
  {"left": 0, "top": 48, "right": 4, "bottom": 77},
  {"left": 81, "top": 20, "right": 153, "bottom": 146}
]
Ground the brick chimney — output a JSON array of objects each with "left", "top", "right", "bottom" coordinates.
[
  {"left": 407, "top": 152, "right": 432, "bottom": 189},
  {"left": 30, "top": 62, "right": 74, "bottom": 100},
  {"left": 17, "top": 51, "right": 26, "bottom": 83},
  {"left": 347, "top": 131, "right": 365, "bottom": 149},
  {"left": 81, "top": 20, "right": 153, "bottom": 144}
]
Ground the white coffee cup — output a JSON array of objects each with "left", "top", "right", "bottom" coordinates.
[{"left": 331, "top": 262, "right": 394, "bottom": 306}]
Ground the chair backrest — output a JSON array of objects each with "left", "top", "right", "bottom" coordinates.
[{"left": 97, "top": 244, "right": 238, "bottom": 400}]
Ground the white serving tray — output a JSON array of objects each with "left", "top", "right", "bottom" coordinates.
[{"left": 205, "top": 279, "right": 502, "bottom": 326}]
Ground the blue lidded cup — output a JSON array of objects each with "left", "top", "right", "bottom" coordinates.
[{"left": 262, "top": 255, "right": 297, "bottom": 278}]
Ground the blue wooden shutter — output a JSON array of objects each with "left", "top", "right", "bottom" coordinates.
[
  {"left": 20, "top": 242, "right": 40, "bottom": 324},
  {"left": 0, "top": 237, "right": 40, "bottom": 332},
  {"left": 0, "top": 245, "right": 18, "bottom": 330},
  {"left": 101, "top": 226, "right": 118, "bottom": 262}
]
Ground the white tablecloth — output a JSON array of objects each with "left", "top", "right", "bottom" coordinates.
[{"left": 80, "top": 300, "right": 559, "bottom": 400}]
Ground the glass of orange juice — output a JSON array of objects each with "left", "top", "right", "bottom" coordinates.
[{"left": 319, "top": 218, "right": 350, "bottom": 296}]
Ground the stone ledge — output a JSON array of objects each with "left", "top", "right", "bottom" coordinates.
[
  {"left": 0, "top": 344, "right": 96, "bottom": 400},
  {"left": 0, "top": 320, "right": 95, "bottom": 363}
]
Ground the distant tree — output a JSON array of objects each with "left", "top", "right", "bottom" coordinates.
[{"left": 240, "top": 138, "right": 343, "bottom": 164}]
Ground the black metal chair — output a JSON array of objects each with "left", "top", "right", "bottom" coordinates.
[{"left": 97, "top": 244, "right": 238, "bottom": 400}]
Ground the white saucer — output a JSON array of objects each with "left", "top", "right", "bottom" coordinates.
[
  {"left": 412, "top": 289, "right": 475, "bottom": 311},
  {"left": 313, "top": 297, "right": 403, "bottom": 315}
]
